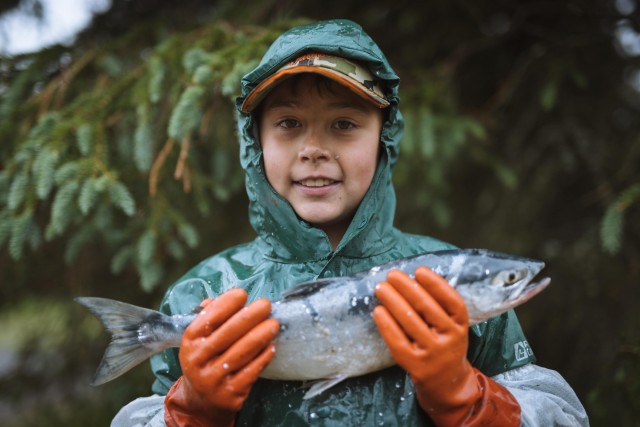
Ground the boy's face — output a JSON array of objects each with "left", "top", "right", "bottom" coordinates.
[{"left": 258, "top": 75, "right": 384, "bottom": 246}]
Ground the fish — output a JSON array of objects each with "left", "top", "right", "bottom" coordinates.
[{"left": 76, "top": 248, "right": 550, "bottom": 399}]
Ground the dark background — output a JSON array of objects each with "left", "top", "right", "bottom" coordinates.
[{"left": 0, "top": 0, "right": 639, "bottom": 425}]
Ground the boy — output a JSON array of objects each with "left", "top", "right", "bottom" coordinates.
[{"left": 113, "top": 19, "right": 588, "bottom": 426}]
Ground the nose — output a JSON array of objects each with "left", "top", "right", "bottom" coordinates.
[{"left": 298, "top": 133, "right": 330, "bottom": 163}]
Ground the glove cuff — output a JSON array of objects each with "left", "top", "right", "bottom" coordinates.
[
  {"left": 417, "top": 367, "right": 521, "bottom": 427},
  {"left": 164, "top": 376, "right": 236, "bottom": 427}
]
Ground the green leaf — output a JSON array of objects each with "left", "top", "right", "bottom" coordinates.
[
  {"left": 25, "top": 220, "right": 42, "bottom": 251},
  {"left": 9, "top": 213, "right": 31, "bottom": 260},
  {"left": 177, "top": 222, "right": 198, "bottom": 248},
  {"left": 108, "top": 181, "right": 136, "bottom": 216},
  {"left": 76, "top": 123, "right": 93, "bottom": 156},
  {"left": 139, "top": 261, "right": 163, "bottom": 292},
  {"left": 134, "top": 119, "right": 153, "bottom": 172},
  {"left": 0, "top": 211, "right": 12, "bottom": 247},
  {"left": 418, "top": 109, "right": 436, "bottom": 159},
  {"left": 46, "top": 180, "right": 80, "bottom": 239},
  {"left": 167, "top": 85, "right": 206, "bottom": 140},
  {"left": 221, "top": 59, "right": 259, "bottom": 97},
  {"left": 617, "top": 183, "right": 640, "bottom": 209},
  {"left": 78, "top": 178, "right": 98, "bottom": 215},
  {"left": 601, "top": 205, "right": 622, "bottom": 255},
  {"left": 541, "top": 81, "right": 557, "bottom": 111},
  {"left": 111, "top": 246, "right": 134, "bottom": 275},
  {"left": 148, "top": 56, "right": 166, "bottom": 103},
  {"left": 136, "top": 230, "right": 157, "bottom": 264},
  {"left": 8, "top": 172, "right": 29, "bottom": 212},
  {"left": 193, "top": 65, "right": 213, "bottom": 85},
  {"left": 34, "top": 147, "right": 60, "bottom": 200},
  {"left": 182, "top": 48, "right": 208, "bottom": 74},
  {"left": 166, "top": 239, "right": 185, "bottom": 260},
  {"left": 54, "top": 162, "right": 81, "bottom": 185}
]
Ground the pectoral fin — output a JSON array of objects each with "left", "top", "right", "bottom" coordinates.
[{"left": 302, "top": 374, "right": 348, "bottom": 399}]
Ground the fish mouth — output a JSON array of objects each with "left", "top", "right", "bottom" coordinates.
[{"left": 509, "top": 277, "right": 551, "bottom": 307}]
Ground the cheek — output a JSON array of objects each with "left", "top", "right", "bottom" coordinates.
[
  {"left": 261, "top": 141, "right": 288, "bottom": 188},
  {"left": 262, "top": 150, "right": 278, "bottom": 184},
  {"left": 349, "top": 144, "right": 379, "bottom": 188}
]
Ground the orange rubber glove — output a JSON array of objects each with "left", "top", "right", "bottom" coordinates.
[
  {"left": 373, "top": 267, "right": 521, "bottom": 426},
  {"left": 164, "top": 288, "right": 279, "bottom": 427}
]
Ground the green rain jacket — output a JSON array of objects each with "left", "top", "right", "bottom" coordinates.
[{"left": 150, "top": 19, "right": 535, "bottom": 426}]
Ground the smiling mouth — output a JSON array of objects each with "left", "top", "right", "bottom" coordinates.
[{"left": 298, "top": 178, "right": 337, "bottom": 187}]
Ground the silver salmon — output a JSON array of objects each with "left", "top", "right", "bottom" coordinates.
[{"left": 76, "top": 248, "right": 550, "bottom": 399}]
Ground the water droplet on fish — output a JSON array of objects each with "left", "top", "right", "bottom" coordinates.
[
  {"left": 222, "top": 363, "right": 229, "bottom": 369},
  {"left": 310, "top": 412, "right": 318, "bottom": 419},
  {"left": 395, "top": 382, "right": 401, "bottom": 388},
  {"left": 364, "top": 296, "right": 370, "bottom": 304},
  {"left": 400, "top": 396, "right": 405, "bottom": 401}
]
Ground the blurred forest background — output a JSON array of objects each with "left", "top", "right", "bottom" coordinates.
[{"left": 0, "top": 0, "right": 639, "bottom": 425}]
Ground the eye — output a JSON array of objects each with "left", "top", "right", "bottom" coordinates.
[
  {"left": 502, "top": 270, "right": 522, "bottom": 286},
  {"left": 490, "top": 269, "right": 523, "bottom": 287},
  {"left": 277, "top": 119, "right": 300, "bottom": 129},
  {"left": 333, "top": 120, "right": 356, "bottom": 130}
]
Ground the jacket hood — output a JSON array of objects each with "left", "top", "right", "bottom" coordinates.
[{"left": 235, "top": 19, "right": 404, "bottom": 262}]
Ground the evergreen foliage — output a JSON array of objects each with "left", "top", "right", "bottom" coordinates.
[{"left": 0, "top": 20, "right": 297, "bottom": 290}]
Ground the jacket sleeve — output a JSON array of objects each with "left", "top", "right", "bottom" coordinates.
[
  {"left": 492, "top": 363, "right": 590, "bottom": 426},
  {"left": 111, "top": 395, "right": 166, "bottom": 427}
]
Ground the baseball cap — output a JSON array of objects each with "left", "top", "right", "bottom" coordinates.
[{"left": 240, "top": 52, "right": 390, "bottom": 113}]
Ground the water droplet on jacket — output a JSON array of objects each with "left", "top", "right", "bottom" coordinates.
[{"left": 222, "top": 363, "right": 229, "bottom": 369}]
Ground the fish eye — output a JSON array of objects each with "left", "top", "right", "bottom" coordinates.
[{"left": 491, "top": 269, "right": 523, "bottom": 287}]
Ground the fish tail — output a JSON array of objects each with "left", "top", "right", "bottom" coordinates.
[{"left": 75, "top": 296, "right": 168, "bottom": 386}]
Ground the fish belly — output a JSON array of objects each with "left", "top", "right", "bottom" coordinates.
[{"left": 261, "top": 279, "right": 394, "bottom": 381}]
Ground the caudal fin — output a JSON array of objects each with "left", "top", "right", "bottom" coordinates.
[{"left": 75, "top": 296, "right": 167, "bottom": 386}]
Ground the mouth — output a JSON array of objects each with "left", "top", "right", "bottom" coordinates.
[{"left": 297, "top": 178, "right": 338, "bottom": 187}]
